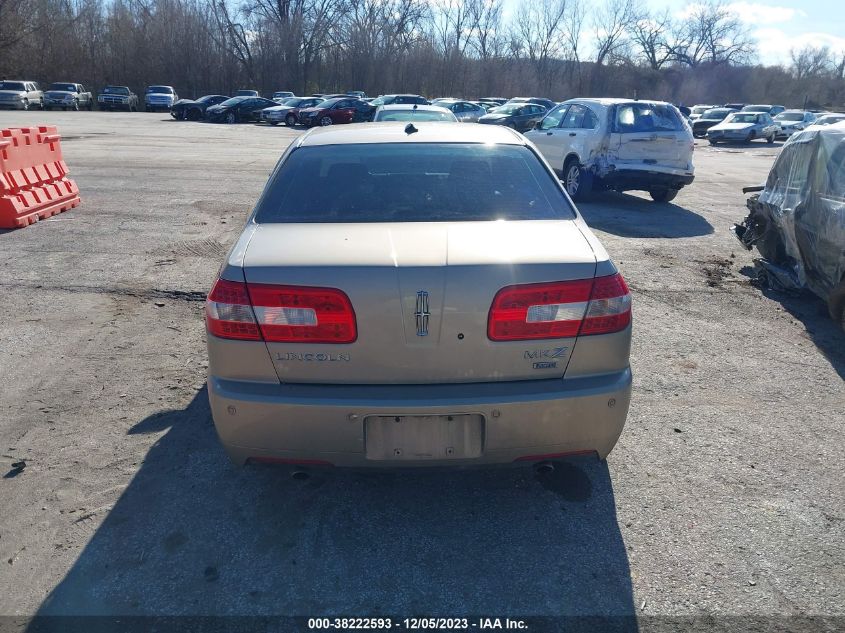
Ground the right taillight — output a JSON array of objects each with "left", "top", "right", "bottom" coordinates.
[
  {"left": 487, "top": 273, "right": 630, "bottom": 341},
  {"left": 206, "top": 278, "right": 357, "bottom": 344},
  {"left": 579, "top": 273, "right": 631, "bottom": 335}
]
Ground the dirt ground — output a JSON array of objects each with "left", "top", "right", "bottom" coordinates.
[{"left": 0, "top": 111, "right": 843, "bottom": 629}]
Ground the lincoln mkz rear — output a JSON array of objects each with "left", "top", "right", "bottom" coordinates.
[{"left": 206, "top": 123, "right": 632, "bottom": 468}]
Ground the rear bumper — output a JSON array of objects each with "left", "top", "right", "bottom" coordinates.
[
  {"left": 597, "top": 167, "right": 694, "bottom": 192},
  {"left": 208, "top": 370, "right": 632, "bottom": 467}
]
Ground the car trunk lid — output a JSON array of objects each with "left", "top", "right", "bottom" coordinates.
[{"left": 241, "top": 220, "right": 598, "bottom": 384}]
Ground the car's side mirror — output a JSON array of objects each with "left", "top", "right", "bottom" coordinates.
[{"left": 533, "top": 120, "right": 543, "bottom": 130}]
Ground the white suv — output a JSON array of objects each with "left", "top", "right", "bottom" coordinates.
[{"left": 525, "top": 98, "right": 695, "bottom": 203}]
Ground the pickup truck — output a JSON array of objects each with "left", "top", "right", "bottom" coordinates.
[
  {"left": 98, "top": 86, "right": 139, "bottom": 111},
  {"left": 43, "top": 83, "right": 94, "bottom": 111},
  {"left": 0, "top": 80, "right": 44, "bottom": 110}
]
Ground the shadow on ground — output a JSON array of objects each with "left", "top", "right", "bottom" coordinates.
[
  {"left": 28, "top": 388, "right": 637, "bottom": 630},
  {"left": 578, "top": 191, "right": 714, "bottom": 239},
  {"left": 739, "top": 266, "right": 845, "bottom": 380}
]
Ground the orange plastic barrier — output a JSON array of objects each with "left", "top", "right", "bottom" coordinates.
[{"left": 0, "top": 126, "right": 81, "bottom": 229}]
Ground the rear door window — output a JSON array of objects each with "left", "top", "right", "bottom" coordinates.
[
  {"left": 255, "top": 143, "right": 576, "bottom": 223},
  {"left": 539, "top": 105, "right": 567, "bottom": 130}
]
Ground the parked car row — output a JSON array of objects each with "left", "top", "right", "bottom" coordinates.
[{"left": 688, "top": 103, "right": 828, "bottom": 144}]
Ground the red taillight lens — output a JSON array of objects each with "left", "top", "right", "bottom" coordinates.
[
  {"left": 206, "top": 280, "right": 357, "bottom": 343},
  {"left": 206, "top": 278, "right": 261, "bottom": 340},
  {"left": 580, "top": 273, "right": 632, "bottom": 335},
  {"left": 487, "top": 273, "right": 630, "bottom": 341},
  {"left": 248, "top": 284, "right": 357, "bottom": 343}
]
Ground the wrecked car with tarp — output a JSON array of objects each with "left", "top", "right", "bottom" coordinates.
[{"left": 733, "top": 122, "right": 845, "bottom": 330}]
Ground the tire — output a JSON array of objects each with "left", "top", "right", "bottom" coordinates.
[
  {"left": 708, "top": 139, "right": 718, "bottom": 145},
  {"left": 39, "top": 98, "right": 44, "bottom": 110},
  {"left": 87, "top": 101, "right": 93, "bottom": 111},
  {"left": 286, "top": 114, "right": 297, "bottom": 127},
  {"left": 767, "top": 134, "right": 775, "bottom": 144},
  {"left": 72, "top": 100, "right": 79, "bottom": 111},
  {"left": 562, "top": 158, "right": 592, "bottom": 202},
  {"left": 320, "top": 116, "right": 333, "bottom": 127},
  {"left": 226, "top": 112, "right": 236, "bottom": 124},
  {"left": 827, "top": 280, "right": 845, "bottom": 331},
  {"left": 269, "top": 121, "right": 279, "bottom": 126},
  {"left": 21, "top": 99, "right": 30, "bottom": 111},
  {"left": 45, "top": 106, "right": 51, "bottom": 111},
  {"left": 187, "top": 109, "right": 200, "bottom": 121},
  {"left": 649, "top": 188, "right": 679, "bottom": 203}
]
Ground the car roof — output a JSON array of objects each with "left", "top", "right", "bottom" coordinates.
[
  {"left": 564, "top": 97, "right": 674, "bottom": 107},
  {"left": 377, "top": 104, "right": 451, "bottom": 112},
  {"left": 295, "top": 122, "right": 526, "bottom": 147}
]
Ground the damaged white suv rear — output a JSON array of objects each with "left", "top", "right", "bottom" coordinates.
[{"left": 526, "top": 98, "right": 695, "bottom": 203}]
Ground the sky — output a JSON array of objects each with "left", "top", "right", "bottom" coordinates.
[{"left": 643, "top": 0, "right": 845, "bottom": 65}]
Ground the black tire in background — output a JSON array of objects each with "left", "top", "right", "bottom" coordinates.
[
  {"left": 827, "top": 279, "right": 845, "bottom": 331},
  {"left": 562, "top": 158, "right": 592, "bottom": 202},
  {"left": 649, "top": 188, "right": 679, "bottom": 203}
]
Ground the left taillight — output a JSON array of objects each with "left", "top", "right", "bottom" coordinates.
[
  {"left": 206, "top": 278, "right": 261, "bottom": 340},
  {"left": 206, "top": 279, "right": 357, "bottom": 344}
]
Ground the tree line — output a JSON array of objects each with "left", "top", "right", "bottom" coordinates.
[{"left": 1, "top": 0, "right": 844, "bottom": 109}]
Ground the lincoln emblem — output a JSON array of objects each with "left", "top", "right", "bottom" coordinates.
[{"left": 415, "top": 291, "right": 430, "bottom": 336}]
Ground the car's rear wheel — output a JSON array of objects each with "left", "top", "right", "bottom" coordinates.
[
  {"left": 187, "top": 109, "right": 200, "bottom": 121},
  {"left": 320, "top": 116, "right": 333, "bottom": 126},
  {"left": 649, "top": 188, "right": 678, "bottom": 203},
  {"left": 21, "top": 99, "right": 30, "bottom": 111},
  {"left": 285, "top": 114, "right": 297, "bottom": 127},
  {"left": 562, "top": 158, "right": 592, "bottom": 202},
  {"left": 708, "top": 139, "right": 718, "bottom": 145},
  {"left": 828, "top": 279, "right": 845, "bottom": 332},
  {"left": 38, "top": 98, "right": 44, "bottom": 109},
  {"left": 767, "top": 133, "right": 775, "bottom": 144},
  {"left": 72, "top": 99, "right": 79, "bottom": 111},
  {"left": 269, "top": 121, "right": 279, "bottom": 126},
  {"left": 226, "top": 112, "right": 236, "bottom": 124}
]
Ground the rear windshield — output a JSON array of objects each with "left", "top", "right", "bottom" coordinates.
[
  {"left": 726, "top": 113, "right": 760, "bottom": 124},
  {"left": 147, "top": 86, "right": 173, "bottom": 94},
  {"left": 0, "top": 82, "right": 26, "bottom": 91},
  {"left": 613, "top": 103, "right": 685, "bottom": 133},
  {"left": 255, "top": 143, "right": 575, "bottom": 223}
]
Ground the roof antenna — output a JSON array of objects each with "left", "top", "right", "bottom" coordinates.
[{"left": 405, "top": 123, "right": 418, "bottom": 135}]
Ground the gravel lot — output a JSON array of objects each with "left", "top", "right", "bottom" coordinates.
[{"left": 0, "top": 112, "right": 843, "bottom": 629}]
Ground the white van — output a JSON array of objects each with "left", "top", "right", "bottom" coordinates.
[{"left": 525, "top": 98, "right": 695, "bottom": 202}]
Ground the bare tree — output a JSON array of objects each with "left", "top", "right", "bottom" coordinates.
[
  {"left": 629, "top": 6, "right": 673, "bottom": 70},
  {"left": 790, "top": 45, "right": 832, "bottom": 80},
  {"left": 592, "top": 0, "right": 636, "bottom": 67},
  {"left": 512, "top": 0, "right": 573, "bottom": 94},
  {"left": 669, "top": 0, "right": 756, "bottom": 67}
]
